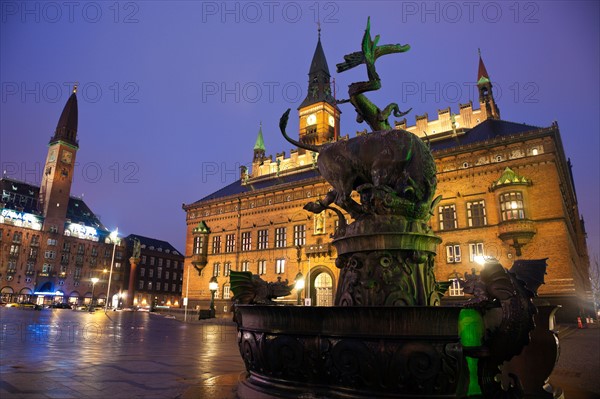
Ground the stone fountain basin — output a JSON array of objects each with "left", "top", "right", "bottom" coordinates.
[{"left": 235, "top": 305, "right": 468, "bottom": 398}]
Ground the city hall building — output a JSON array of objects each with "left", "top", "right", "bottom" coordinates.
[
  {"left": 0, "top": 88, "right": 126, "bottom": 307},
  {"left": 182, "top": 35, "right": 592, "bottom": 321}
]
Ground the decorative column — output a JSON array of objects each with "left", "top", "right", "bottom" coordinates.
[{"left": 127, "top": 256, "right": 140, "bottom": 308}]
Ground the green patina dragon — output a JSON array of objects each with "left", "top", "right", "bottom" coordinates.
[{"left": 336, "top": 17, "right": 412, "bottom": 131}]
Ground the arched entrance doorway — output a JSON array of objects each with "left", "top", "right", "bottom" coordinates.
[
  {"left": 307, "top": 266, "right": 335, "bottom": 307},
  {"left": 314, "top": 273, "right": 333, "bottom": 306}
]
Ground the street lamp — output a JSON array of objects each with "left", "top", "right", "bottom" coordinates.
[
  {"left": 90, "top": 277, "right": 99, "bottom": 312},
  {"left": 105, "top": 228, "right": 120, "bottom": 313},
  {"left": 294, "top": 272, "right": 305, "bottom": 305},
  {"left": 209, "top": 276, "right": 218, "bottom": 318}
]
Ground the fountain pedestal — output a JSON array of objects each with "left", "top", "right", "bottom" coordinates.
[{"left": 236, "top": 305, "right": 468, "bottom": 398}]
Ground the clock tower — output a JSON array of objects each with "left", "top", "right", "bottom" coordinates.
[
  {"left": 297, "top": 29, "right": 341, "bottom": 148},
  {"left": 39, "top": 85, "right": 79, "bottom": 234}
]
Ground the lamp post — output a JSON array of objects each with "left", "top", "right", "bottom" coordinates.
[
  {"left": 105, "top": 228, "right": 120, "bottom": 313},
  {"left": 90, "top": 277, "right": 99, "bottom": 312},
  {"left": 295, "top": 271, "right": 305, "bottom": 305},
  {"left": 209, "top": 276, "right": 218, "bottom": 318}
]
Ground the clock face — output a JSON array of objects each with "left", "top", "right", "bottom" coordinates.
[
  {"left": 328, "top": 115, "right": 335, "bottom": 127},
  {"left": 61, "top": 151, "right": 72, "bottom": 164},
  {"left": 49, "top": 151, "right": 56, "bottom": 162},
  {"left": 307, "top": 114, "right": 317, "bottom": 125}
]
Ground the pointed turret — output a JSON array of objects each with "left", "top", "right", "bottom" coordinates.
[
  {"left": 476, "top": 50, "right": 500, "bottom": 120},
  {"left": 477, "top": 51, "right": 490, "bottom": 85},
  {"left": 51, "top": 85, "right": 79, "bottom": 147},
  {"left": 299, "top": 29, "right": 337, "bottom": 109},
  {"left": 253, "top": 123, "right": 266, "bottom": 163}
]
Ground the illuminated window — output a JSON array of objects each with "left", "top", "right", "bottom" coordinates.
[
  {"left": 223, "top": 285, "right": 231, "bottom": 299},
  {"left": 448, "top": 279, "right": 464, "bottom": 296},
  {"left": 241, "top": 260, "right": 250, "bottom": 272},
  {"left": 438, "top": 204, "right": 457, "bottom": 230},
  {"left": 212, "top": 236, "right": 222, "bottom": 254},
  {"left": 500, "top": 192, "right": 525, "bottom": 221},
  {"left": 257, "top": 230, "right": 269, "bottom": 250},
  {"left": 469, "top": 242, "right": 485, "bottom": 262},
  {"left": 193, "top": 236, "right": 202, "bottom": 255},
  {"left": 445, "top": 245, "right": 461, "bottom": 263},
  {"left": 257, "top": 260, "right": 266, "bottom": 275},
  {"left": 9, "top": 244, "right": 20, "bottom": 256},
  {"left": 213, "top": 263, "right": 220, "bottom": 277},
  {"left": 225, "top": 234, "right": 235, "bottom": 253},
  {"left": 138, "top": 281, "right": 144, "bottom": 289},
  {"left": 241, "top": 232, "right": 252, "bottom": 251},
  {"left": 140, "top": 268, "right": 145, "bottom": 277},
  {"left": 224, "top": 262, "right": 231, "bottom": 277},
  {"left": 276, "top": 259, "right": 285, "bottom": 274},
  {"left": 467, "top": 200, "right": 487, "bottom": 227},
  {"left": 275, "top": 227, "right": 287, "bottom": 248},
  {"left": 293, "top": 225, "right": 306, "bottom": 246},
  {"left": 157, "top": 267, "right": 162, "bottom": 278}
]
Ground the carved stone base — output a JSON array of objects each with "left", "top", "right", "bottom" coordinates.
[
  {"left": 333, "top": 232, "right": 442, "bottom": 306},
  {"left": 235, "top": 305, "right": 467, "bottom": 398}
]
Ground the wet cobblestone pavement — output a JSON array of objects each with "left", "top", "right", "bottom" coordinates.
[
  {"left": 1, "top": 308, "right": 598, "bottom": 398},
  {"left": 0, "top": 308, "right": 243, "bottom": 398}
]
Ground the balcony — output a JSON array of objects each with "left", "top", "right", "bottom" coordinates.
[
  {"left": 190, "top": 254, "right": 208, "bottom": 274},
  {"left": 498, "top": 219, "right": 536, "bottom": 256}
]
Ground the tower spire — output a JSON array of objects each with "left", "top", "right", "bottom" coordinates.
[
  {"left": 51, "top": 89, "right": 79, "bottom": 147},
  {"left": 253, "top": 122, "right": 266, "bottom": 164},
  {"left": 298, "top": 28, "right": 337, "bottom": 109},
  {"left": 477, "top": 49, "right": 490, "bottom": 85},
  {"left": 476, "top": 50, "right": 500, "bottom": 120},
  {"left": 296, "top": 28, "right": 341, "bottom": 148}
]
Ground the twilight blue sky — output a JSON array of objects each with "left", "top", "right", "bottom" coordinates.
[{"left": 1, "top": 1, "right": 598, "bottom": 260}]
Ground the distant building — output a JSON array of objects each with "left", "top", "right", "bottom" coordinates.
[
  {"left": 0, "top": 87, "right": 125, "bottom": 307},
  {"left": 181, "top": 36, "right": 592, "bottom": 321},
  {"left": 123, "top": 234, "right": 184, "bottom": 309}
]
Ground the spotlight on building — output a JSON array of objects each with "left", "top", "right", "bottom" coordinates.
[
  {"left": 294, "top": 272, "right": 305, "bottom": 305},
  {"left": 209, "top": 276, "right": 218, "bottom": 318}
]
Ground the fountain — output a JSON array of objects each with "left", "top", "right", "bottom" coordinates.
[{"left": 231, "top": 18, "right": 560, "bottom": 398}]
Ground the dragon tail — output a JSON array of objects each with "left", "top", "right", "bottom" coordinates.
[{"left": 279, "top": 108, "right": 321, "bottom": 153}]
